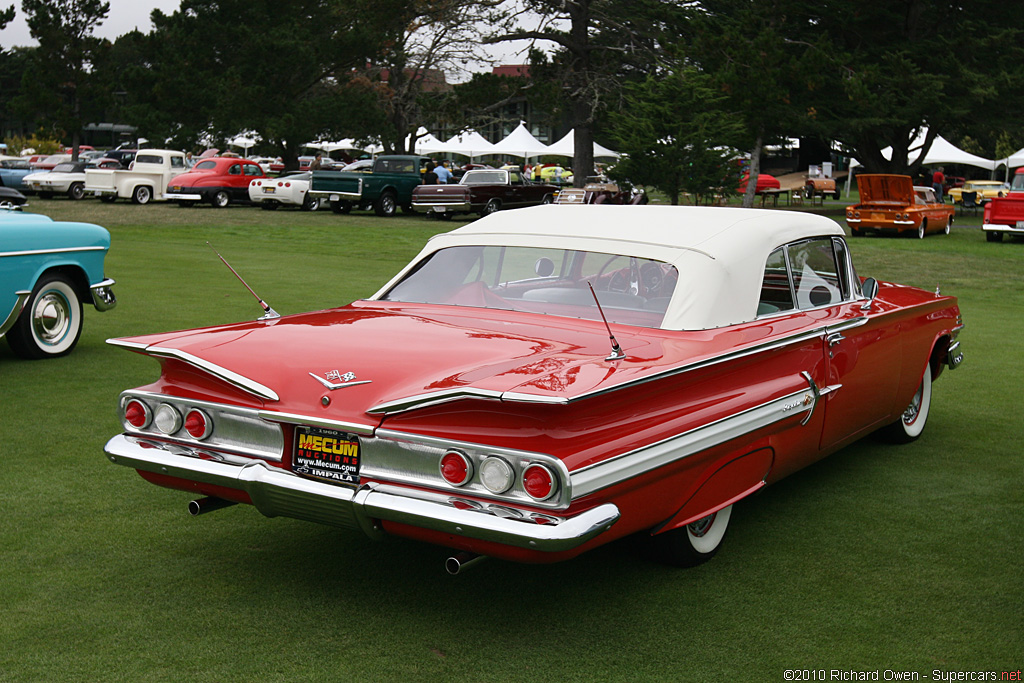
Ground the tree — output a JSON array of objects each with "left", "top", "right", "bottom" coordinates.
[
  {"left": 0, "top": 5, "right": 14, "bottom": 30},
  {"left": 608, "top": 66, "right": 744, "bottom": 205},
  {"left": 799, "top": 0, "right": 1024, "bottom": 175},
  {"left": 16, "top": 0, "right": 110, "bottom": 159},
  {"left": 684, "top": 0, "right": 819, "bottom": 207},
  {"left": 355, "top": 0, "right": 506, "bottom": 154},
  {"left": 112, "top": 0, "right": 397, "bottom": 168},
  {"left": 486, "top": 0, "right": 682, "bottom": 185}
]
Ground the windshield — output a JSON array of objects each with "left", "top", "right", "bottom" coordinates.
[
  {"left": 461, "top": 171, "right": 507, "bottom": 185},
  {"left": 52, "top": 163, "right": 78, "bottom": 173},
  {"left": 380, "top": 245, "right": 678, "bottom": 328}
]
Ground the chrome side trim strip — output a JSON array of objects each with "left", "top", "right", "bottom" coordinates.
[
  {"left": 0, "top": 246, "right": 105, "bottom": 258},
  {"left": 139, "top": 345, "right": 279, "bottom": 402},
  {"left": 259, "top": 410, "right": 377, "bottom": 436},
  {"left": 570, "top": 385, "right": 817, "bottom": 499},
  {"left": 106, "top": 338, "right": 150, "bottom": 351},
  {"left": 368, "top": 387, "right": 504, "bottom": 415},
  {"left": 0, "top": 291, "right": 30, "bottom": 337},
  {"left": 104, "top": 434, "right": 618, "bottom": 552},
  {"left": 367, "top": 319, "right": 867, "bottom": 415}
]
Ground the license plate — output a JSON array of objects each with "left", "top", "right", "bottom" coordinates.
[
  {"left": 171, "top": 186, "right": 181, "bottom": 192},
  {"left": 329, "top": 194, "right": 340, "bottom": 201},
  {"left": 871, "top": 212, "right": 885, "bottom": 220},
  {"left": 1016, "top": 221, "right": 1024, "bottom": 229},
  {"left": 263, "top": 186, "right": 275, "bottom": 194},
  {"left": 293, "top": 426, "right": 360, "bottom": 485},
  {"left": 432, "top": 206, "right": 448, "bottom": 212}
]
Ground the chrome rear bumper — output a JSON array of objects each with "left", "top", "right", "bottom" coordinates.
[{"left": 104, "top": 434, "right": 620, "bottom": 552}]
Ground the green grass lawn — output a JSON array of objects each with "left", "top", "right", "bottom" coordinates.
[{"left": 1, "top": 200, "right": 1020, "bottom": 682}]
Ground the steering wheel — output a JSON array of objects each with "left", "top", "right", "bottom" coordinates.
[{"left": 596, "top": 255, "right": 642, "bottom": 295}]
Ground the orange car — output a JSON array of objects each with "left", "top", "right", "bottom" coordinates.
[{"left": 846, "top": 174, "right": 955, "bottom": 238}]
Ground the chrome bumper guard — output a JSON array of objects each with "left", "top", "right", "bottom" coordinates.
[
  {"left": 946, "top": 340, "right": 964, "bottom": 369},
  {"left": 90, "top": 278, "right": 117, "bottom": 311},
  {"left": 104, "top": 434, "right": 620, "bottom": 552}
]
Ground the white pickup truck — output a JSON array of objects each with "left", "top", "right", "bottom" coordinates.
[{"left": 84, "top": 149, "right": 188, "bottom": 204}]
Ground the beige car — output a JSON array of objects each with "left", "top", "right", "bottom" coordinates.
[{"left": 947, "top": 180, "right": 1009, "bottom": 204}]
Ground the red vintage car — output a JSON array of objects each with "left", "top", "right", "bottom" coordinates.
[
  {"left": 846, "top": 174, "right": 956, "bottom": 238},
  {"left": 982, "top": 167, "right": 1024, "bottom": 242},
  {"left": 103, "top": 205, "right": 963, "bottom": 571},
  {"left": 164, "top": 157, "right": 267, "bottom": 208},
  {"left": 411, "top": 168, "right": 558, "bottom": 219},
  {"left": 738, "top": 173, "right": 781, "bottom": 194}
]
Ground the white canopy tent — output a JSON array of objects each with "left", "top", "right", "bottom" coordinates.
[
  {"left": 849, "top": 131, "right": 996, "bottom": 171},
  {"left": 846, "top": 130, "right": 997, "bottom": 195},
  {"left": 545, "top": 129, "right": 620, "bottom": 159},
  {"left": 489, "top": 122, "right": 552, "bottom": 159},
  {"left": 1000, "top": 147, "right": 1024, "bottom": 168},
  {"left": 995, "top": 146, "right": 1024, "bottom": 182},
  {"left": 411, "top": 129, "right": 448, "bottom": 155},
  {"left": 443, "top": 130, "right": 497, "bottom": 159},
  {"left": 228, "top": 133, "right": 260, "bottom": 155}
]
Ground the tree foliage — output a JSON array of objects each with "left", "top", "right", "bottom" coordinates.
[
  {"left": 608, "top": 65, "right": 744, "bottom": 205},
  {"left": 112, "top": 0, "right": 395, "bottom": 167},
  {"left": 356, "top": 0, "right": 506, "bottom": 154},
  {"left": 798, "top": 0, "right": 1024, "bottom": 174},
  {"left": 487, "top": 0, "right": 682, "bottom": 185},
  {"left": 15, "top": 0, "right": 111, "bottom": 159}
]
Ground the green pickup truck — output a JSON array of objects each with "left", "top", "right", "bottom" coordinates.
[{"left": 309, "top": 155, "right": 432, "bottom": 217}]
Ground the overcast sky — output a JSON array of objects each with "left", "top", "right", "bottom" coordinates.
[
  {"left": 0, "top": 0, "right": 182, "bottom": 47},
  {"left": 0, "top": 0, "right": 536, "bottom": 69}
]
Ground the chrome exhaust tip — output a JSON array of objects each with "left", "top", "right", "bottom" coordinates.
[
  {"left": 188, "top": 496, "right": 237, "bottom": 516},
  {"left": 445, "top": 552, "right": 487, "bottom": 575}
]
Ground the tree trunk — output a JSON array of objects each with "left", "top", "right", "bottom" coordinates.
[{"left": 742, "top": 132, "right": 764, "bottom": 208}]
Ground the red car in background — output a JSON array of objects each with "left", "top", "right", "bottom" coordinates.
[
  {"left": 738, "top": 173, "right": 781, "bottom": 194},
  {"left": 164, "top": 157, "right": 267, "bottom": 207}
]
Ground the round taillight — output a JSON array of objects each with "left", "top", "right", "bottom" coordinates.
[
  {"left": 523, "top": 463, "right": 556, "bottom": 501},
  {"left": 439, "top": 450, "right": 472, "bottom": 486},
  {"left": 255, "top": 180, "right": 262, "bottom": 186},
  {"left": 184, "top": 408, "right": 212, "bottom": 440},
  {"left": 277, "top": 181, "right": 283, "bottom": 187},
  {"left": 285, "top": 182, "right": 291, "bottom": 188},
  {"left": 124, "top": 399, "right": 151, "bottom": 429},
  {"left": 154, "top": 403, "right": 182, "bottom": 435},
  {"left": 479, "top": 456, "right": 514, "bottom": 494}
]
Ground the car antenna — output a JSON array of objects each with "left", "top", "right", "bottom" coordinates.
[
  {"left": 207, "top": 242, "right": 280, "bottom": 320},
  {"left": 587, "top": 281, "right": 626, "bottom": 361}
]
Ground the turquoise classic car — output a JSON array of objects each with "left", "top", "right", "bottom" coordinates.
[{"left": 0, "top": 208, "right": 116, "bottom": 358}]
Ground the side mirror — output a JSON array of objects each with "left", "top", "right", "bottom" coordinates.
[{"left": 860, "top": 277, "right": 878, "bottom": 310}]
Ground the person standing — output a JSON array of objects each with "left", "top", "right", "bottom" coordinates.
[
  {"left": 309, "top": 153, "right": 323, "bottom": 171},
  {"left": 932, "top": 166, "right": 945, "bottom": 202},
  {"left": 435, "top": 160, "right": 452, "bottom": 184}
]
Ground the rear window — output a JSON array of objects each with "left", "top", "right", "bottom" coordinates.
[
  {"left": 135, "top": 155, "right": 164, "bottom": 165},
  {"left": 381, "top": 245, "right": 678, "bottom": 329},
  {"left": 195, "top": 160, "right": 217, "bottom": 170}
]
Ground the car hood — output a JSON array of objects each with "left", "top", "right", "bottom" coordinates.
[
  {"left": 856, "top": 174, "right": 914, "bottom": 204},
  {"left": 111, "top": 300, "right": 740, "bottom": 425}
]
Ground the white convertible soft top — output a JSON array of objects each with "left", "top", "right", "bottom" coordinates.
[{"left": 372, "top": 204, "right": 845, "bottom": 330}]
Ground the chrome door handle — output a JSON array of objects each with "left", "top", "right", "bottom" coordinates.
[{"left": 826, "top": 332, "right": 845, "bottom": 347}]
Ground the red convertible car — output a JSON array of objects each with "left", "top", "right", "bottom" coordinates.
[
  {"left": 411, "top": 168, "right": 558, "bottom": 219},
  {"left": 164, "top": 157, "right": 267, "bottom": 208},
  {"left": 103, "top": 205, "right": 963, "bottom": 571}
]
